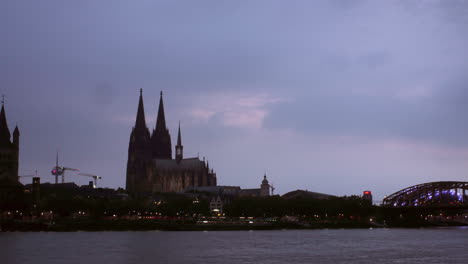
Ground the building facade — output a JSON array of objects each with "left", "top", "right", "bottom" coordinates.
[
  {"left": 362, "top": 190, "right": 373, "bottom": 205},
  {"left": 126, "top": 90, "right": 216, "bottom": 193}
]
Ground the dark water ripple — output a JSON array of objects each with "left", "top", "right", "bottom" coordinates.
[{"left": 1, "top": 228, "right": 467, "bottom": 264}]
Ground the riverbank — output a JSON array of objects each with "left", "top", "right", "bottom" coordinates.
[{"left": 1, "top": 219, "right": 466, "bottom": 231}]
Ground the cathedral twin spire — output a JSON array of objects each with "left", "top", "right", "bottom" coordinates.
[
  {"left": 134, "top": 89, "right": 178, "bottom": 160},
  {"left": 127, "top": 89, "right": 216, "bottom": 193}
]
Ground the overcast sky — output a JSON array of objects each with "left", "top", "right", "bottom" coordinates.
[{"left": 2, "top": 0, "right": 468, "bottom": 202}]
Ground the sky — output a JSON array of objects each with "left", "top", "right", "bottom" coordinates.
[{"left": 2, "top": 0, "right": 468, "bottom": 203}]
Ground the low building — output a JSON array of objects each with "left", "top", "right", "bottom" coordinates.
[
  {"left": 239, "top": 174, "right": 271, "bottom": 197},
  {"left": 209, "top": 196, "right": 223, "bottom": 215},
  {"left": 282, "top": 190, "right": 335, "bottom": 200},
  {"left": 239, "top": 188, "right": 261, "bottom": 197}
]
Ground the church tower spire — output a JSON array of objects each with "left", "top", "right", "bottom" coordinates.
[
  {"left": 0, "top": 99, "right": 19, "bottom": 184},
  {"left": 175, "top": 121, "right": 183, "bottom": 162},
  {"left": 0, "top": 102, "right": 11, "bottom": 146},
  {"left": 151, "top": 91, "right": 172, "bottom": 159},
  {"left": 126, "top": 89, "right": 152, "bottom": 193},
  {"left": 135, "top": 88, "right": 147, "bottom": 130},
  {"left": 156, "top": 91, "right": 167, "bottom": 130}
]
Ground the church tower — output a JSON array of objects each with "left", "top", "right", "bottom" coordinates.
[
  {"left": 175, "top": 122, "right": 183, "bottom": 162},
  {"left": 151, "top": 92, "right": 172, "bottom": 159},
  {"left": 0, "top": 102, "right": 19, "bottom": 184},
  {"left": 260, "top": 173, "right": 270, "bottom": 197},
  {"left": 126, "top": 89, "right": 152, "bottom": 192}
]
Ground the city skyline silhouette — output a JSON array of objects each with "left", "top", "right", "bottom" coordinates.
[{"left": 2, "top": 1, "right": 468, "bottom": 202}]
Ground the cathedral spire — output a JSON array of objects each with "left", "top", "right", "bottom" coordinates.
[
  {"left": 177, "top": 121, "right": 182, "bottom": 146},
  {"left": 135, "top": 88, "right": 147, "bottom": 130},
  {"left": 151, "top": 91, "right": 172, "bottom": 159},
  {"left": 155, "top": 91, "right": 167, "bottom": 131},
  {"left": 126, "top": 89, "right": 151, "bottom": 193},
  {"left": 175, "top": 121, "right": 183, "bottom": 162},
  {"left": 0, "top": 102, "right": 11, "bottom": 146}
]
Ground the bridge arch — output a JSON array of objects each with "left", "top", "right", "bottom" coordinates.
[{"left": 383, "top": 181, "right": 468, "bottom": 207}]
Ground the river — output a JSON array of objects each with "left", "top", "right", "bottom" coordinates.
[{"left": 1, "top": 228, "right": 467, "bottom": 263}]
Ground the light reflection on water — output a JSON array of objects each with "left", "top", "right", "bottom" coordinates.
[{"left": 1, "top": 228, "right": 467, "bottom": 264}]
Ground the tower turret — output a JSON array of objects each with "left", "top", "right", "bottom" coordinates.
[
  {"left": 175, "top": 121, "right": 183, "bottom": 162},
  {"left": 260, "top": 173, "right": 270, "bottom": 197},
  {"left": 151, "top": 91, "right": 172, "bottom": 159}
]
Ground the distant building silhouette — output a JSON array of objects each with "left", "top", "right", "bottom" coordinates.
[
  {"left": 362, "top": 190, "right": 373, "bottom": 205},
  {"left": 282, "top": 190, "right": 335, "bottom": 200},
  {"left": 0, "top": 102, "right": 22, "bottom": 206},
  {"left": 181, "top": 174, "right": 272, "bottom": 215},
  {"left": 0, "top": 102, "right": 19, "bottom": 184},
  {"left": 126, "top": 90, "right": 216, "bottom": 193},
  {"left": 238, "top": 174, "right": 271, "bottom": 197},
  {"left": 260, "top": 174, "right": 270, "bottom": 197}
]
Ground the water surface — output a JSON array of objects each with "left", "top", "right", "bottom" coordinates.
[{"left": 2, "top": 228, "right": 467, "bottom": 264}]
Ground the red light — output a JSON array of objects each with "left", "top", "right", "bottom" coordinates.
[{"left": 364, "top": 191, "right": 371, "bottom": 195}]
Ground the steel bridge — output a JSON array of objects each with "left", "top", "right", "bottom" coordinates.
[{"left": 383, "top": 181, "right": 468, "bottom": 207}]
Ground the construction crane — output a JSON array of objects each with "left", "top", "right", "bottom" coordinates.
[
  {"left": 51, "top": 152, "right": 79, "bottom": 184},
  {"left": 270, "top": 183, "right": 275, "bottom": 196},
  {"left": 78, "top": 173, "right": 102, "bottom": 188}
]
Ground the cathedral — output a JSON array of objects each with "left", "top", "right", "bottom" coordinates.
[{"left": 126, "top": 89, "right": 217, "bottom": 193}]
